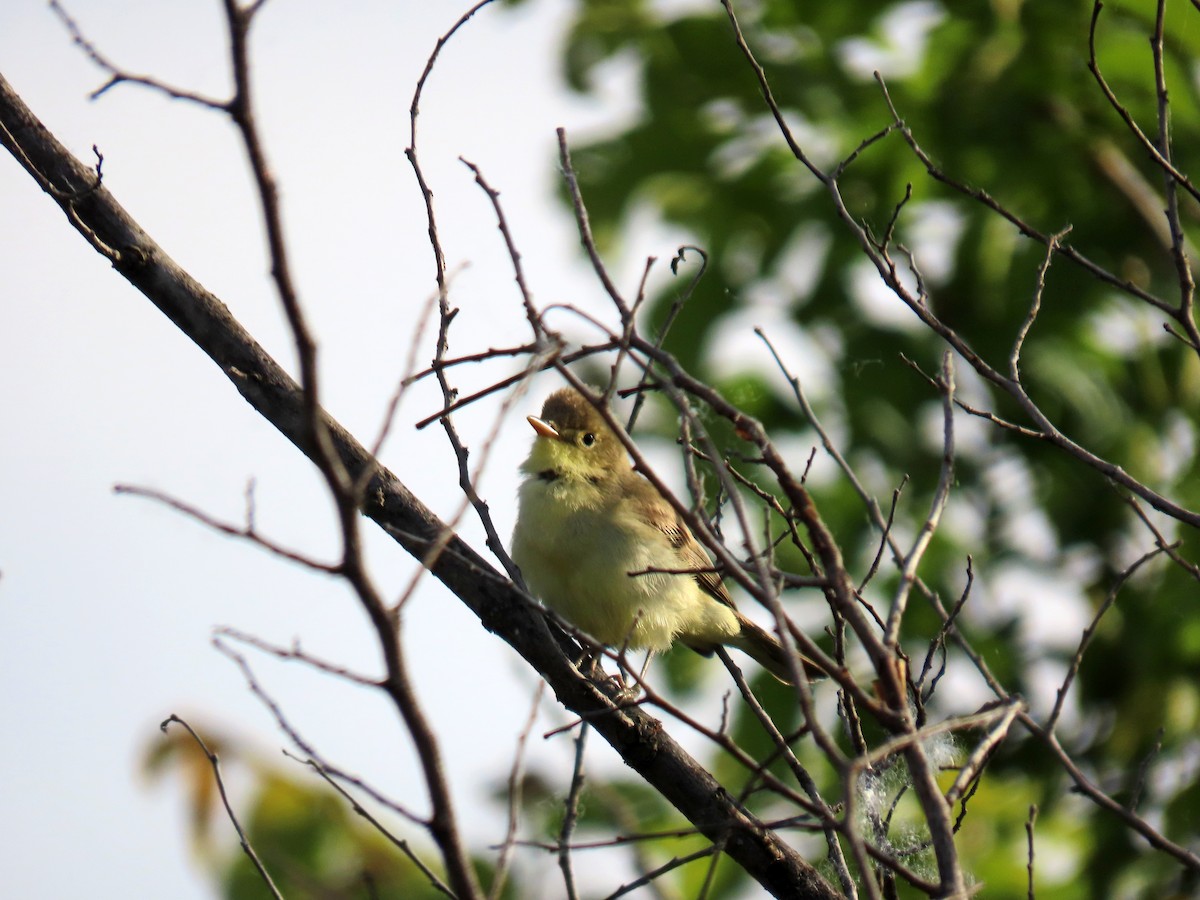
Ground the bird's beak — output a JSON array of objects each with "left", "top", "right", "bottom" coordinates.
[{"left": 527, "top": 415, "right": 560, "bottom": 439}]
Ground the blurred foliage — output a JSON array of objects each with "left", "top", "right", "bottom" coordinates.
[
  {"left": 145, "top": 720, "right": 492, "bottom": 900},
  {"left": 538, "top": 0, "right": 1200, "bottom": 896}
]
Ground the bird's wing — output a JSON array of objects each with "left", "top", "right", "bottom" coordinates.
[{"left": 625, "top": 475, "right": 735, "bottom": 609}]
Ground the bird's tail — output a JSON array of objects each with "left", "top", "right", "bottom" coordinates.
[{"left": 726, "top": 615, "right": 826, "bottom": 685}]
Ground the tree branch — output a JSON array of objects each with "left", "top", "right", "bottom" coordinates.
[{"left": 0, "top": 72, "right": 839, "bottom": 900}]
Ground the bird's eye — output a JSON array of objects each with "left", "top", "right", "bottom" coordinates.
[{"left": 581, "top": 432, "right": 596, "bottom": 447}]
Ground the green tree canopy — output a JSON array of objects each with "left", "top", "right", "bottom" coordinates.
[{"left": 542, "top": 0, "right": 1200, "bottom": 895}]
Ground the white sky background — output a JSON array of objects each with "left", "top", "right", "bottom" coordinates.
[{"left": 0, "top": 1, "right": 686, "bottom": 896}]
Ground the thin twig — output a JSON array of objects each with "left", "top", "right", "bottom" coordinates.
[
  {"left": 1129, "top": 727, "right": 1165, "bottom": 814},
  {"left": 113, "top": 484, "right": 339, "bottom": 572},
  {"left": 915, "top": 559, "right": 973, "bottom": 715},
  {"left": 212, "top": 637, "right": 427, "bottom": 826},
  {"left": 557, "top": 128, "right": 629, "bottom": 317},
  {"left": 161, "top": 715, "right": 283, "bottom": 899},
  {"left": 49, "top": 1, "right": 227, "bottom": 108},
  {"left": 1086, "top": 1, "right": 1200, "bottom": 206},
  {"left": 1046, "top": 545, "right": 1166, "bottom": 733},
  {"left": 625, "top": 245, "right": 708, "bottom": 432},
  {"left": 1149, "top": 0, "right": 1200, "bottom": 350},
  {"left": 943, "top": 699, "right": 1024, "bottom": 805},
  {"left": 286, "top": 752, "right": 456, "bottom": 898},
  {"left": 604, "top": 844, "right": 718, "bottom": 899},
  {"left": 1123, "top": 494, "right": 1200, "bottom": 582},
  {"left": 490, "top": 682, "right": 546, "bottom": 900},
  {"left": 559, "top": 724, "right": 589, "bottom": 900},
  {"left": 715, "top": 648, "right": 858, "bottom": 897},
  {"left": 883, "top": 353, "right": 955, "bottom": 649},
  {"left": 1011, "top": 227, "right": 1071, "bottom": 382},
  {"left": 215, "top": 626, "right": 379, "bottom": 687},
  {"left": 1025, "top": 804, "right": 1038, "bottom": 900}
]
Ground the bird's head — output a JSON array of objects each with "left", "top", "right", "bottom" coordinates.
[{"left": 522, "top": 387, "right": 627, "bottom": 482}]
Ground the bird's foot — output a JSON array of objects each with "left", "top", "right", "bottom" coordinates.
[{"left": 611, "top": 672, "right": 643, "bottom": 702}]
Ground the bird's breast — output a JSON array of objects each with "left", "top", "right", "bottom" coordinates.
[{"left": 506, "top": 475, "right": 710, "bottom": 652}]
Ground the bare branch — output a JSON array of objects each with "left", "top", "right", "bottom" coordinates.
[
  {"left": 1010, "top": 227, "right": 1071, "bottom": 382},
  {"left": 719, "top": 0, "right": 826, "bottom": 182},
  {"left": 1129, "top": 727, "right": 1165, "bottom": 814},
  {"left": 1086, "top": 1, "right": 1200, "bottom": 207},
  {"left": 460, "top": 157, "right": 542, "bottom": 331},
  {"left": 288, "top": 752, "right": 456, "bottom": 899},
  {"left": 160, "top": 715, "right": 283, "bottom": 900},
  {"left": 604, "top": 845, "right": 718, "bottom": 900},
  {"left": 113, "top": 484, "right": 340, "bottom": 572},
  {"left": 489, "top": 682, "right": 546, "bottom": 900},
  {"left": 49, "top": 1, "right": 228, "bottom": 108},
  {"left": 212, "top": 638, "right": 427, "bottom": 827},
  {"left": 1045, "top": 545, "right": 1166, "bottom": 733},
  {"left": 883, "top": 352, "right": 955, "bottom": 649},
  {"left": 407, "top": 0, "right": 499, "bottom": 287},
  {"left": 625, "top": 245, "right": 709, "bottom": 432},
  {"left": 873, "top": 71, "right": 1178, "bottom": 319},
  {"left": 557, "top": 127, "right": 630, "bottom": 318},
  {"left": 558, "top": 724, "right": 589, "bottom": 900},
  {"left": 1149, "top": 0, "right": 1200, "bottom": 347},
  {"left": 1026, "top": 804, "right": 1037, "bottom": 900},
  {"left": 943, "top": 699, "right": 1023, "bottom": 806},
  {"left": 915, "top": 559, "right": 973, "bottom": 712},
  {"left": 715, "top": 648, "right": 858, "bottom": 896},
  {"left": 1037, "top": 725, "right": 1200, "bottom": 870},
  {"left": 1124, "top": 494, "right": 1200, "bottom": 583},
  {"left": 214, "top": 626, "right": 379, "bottom": 687}
]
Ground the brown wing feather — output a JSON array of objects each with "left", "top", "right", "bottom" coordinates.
[
  {"left": 624, "top": 474, "right": 734, "bottom": 609},
  {"left": 621, "top": 473, "right": 827, "bottom": 683}
]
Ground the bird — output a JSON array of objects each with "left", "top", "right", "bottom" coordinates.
[{"left": 511, "top": 386, "right": 821, "bottom": 685}]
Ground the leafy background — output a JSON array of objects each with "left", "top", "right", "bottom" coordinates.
[{"left": 539, "top": 2, "right": 1200, "bottom": 896}]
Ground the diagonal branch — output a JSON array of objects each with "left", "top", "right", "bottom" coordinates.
[
  {"left": 0, "top": 72, "right": 840, "bottom": 900},
  {"left": 161, "top": 715, "right": 284, "bottom": 900}
]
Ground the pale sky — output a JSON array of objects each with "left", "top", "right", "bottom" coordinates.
[{"left": 0, "top": 2, "right": 668, "bottom": 895}]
